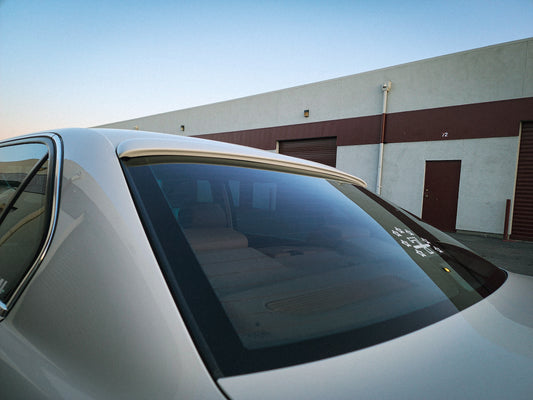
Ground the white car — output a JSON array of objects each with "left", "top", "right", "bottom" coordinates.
[{"left": 0, "top": 128, "right": 532, "bottom": 399}]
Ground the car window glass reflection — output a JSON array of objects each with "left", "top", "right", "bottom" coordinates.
[
  {"left": 135, "top": 162, "right": 503, "bottom": 351},
  {"left": 0, "top": 144, "right": 49, "bottom": 304}
]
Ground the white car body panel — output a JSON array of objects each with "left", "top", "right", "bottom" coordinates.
[
  {"left": 0, "top": 129, "right": 226, "bottom": 399},
  {"left": 0, "top": 128, "right": 531, "bottom": 399},
  {"left": 219, "top": 272, "right": 533, "bottom": 400}
]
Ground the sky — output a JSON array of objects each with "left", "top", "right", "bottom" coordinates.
[{"left": 1, "top": 0, "right": 532, "bottom": 139}]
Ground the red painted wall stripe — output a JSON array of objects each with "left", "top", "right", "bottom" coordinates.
[
  {"left": 387, "top": 97, "right": 533, "bottom": 143},
  {"left": 198, "top": 115, "right": 381, "bottom": 150},
  {"left": 196, "top": 97, "right": 533, "bottom": 149}
]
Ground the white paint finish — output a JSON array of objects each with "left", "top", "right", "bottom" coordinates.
[
  {"left": 0, "top": 129, "right": 226, "bottom": 399},
  {"left": 219, "top": 273, "right": 533, "bottom": 400},
  {"left": 98, "top": 38, "right": 533, "bottom": 136},
  {"left": 336, "top": 144, "right": 379, "bottom": 192},
  {"left": 383, "top": 39, "right": 531, "bottom": 113},
  {"left": 378, "top": 141, "right": 426, "bottom": 215},
  {"left": 1, "top": 129, "right": 530, "bottom": 397},
  {"left": 99, "top": 74, "right": 386, "bottom": 135},
  {"left": 379, "top": 137, "right": 519, "bottom": 234},
  {"left": 525, "top": 39, "right": 533, "bottom": 95},
  {"left": 456, "top": 138, "right": 520, "bottom": 234}
]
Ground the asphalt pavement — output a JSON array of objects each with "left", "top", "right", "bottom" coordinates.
[{"left": 450, "top": 232, "right": 533, "bottom": 276}]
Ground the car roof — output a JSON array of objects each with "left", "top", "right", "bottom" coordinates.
[{"left": 21, "top": 128, "right": 367, "bottom": 187}]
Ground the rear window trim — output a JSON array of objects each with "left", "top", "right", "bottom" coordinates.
[{"left": 117, "top": 138, "right": 366, "bottom": 187}]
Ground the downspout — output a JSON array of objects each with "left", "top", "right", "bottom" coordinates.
[{"left": 376, "top": 81, "right": 392, "bottom": 195}]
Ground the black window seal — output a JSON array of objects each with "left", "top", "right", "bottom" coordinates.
[
  {"left": 0, "top": 135, "right": 63, "bottom": 319},
  {"left": 355, "top": 185, "right": 507, "bottom": 295}
]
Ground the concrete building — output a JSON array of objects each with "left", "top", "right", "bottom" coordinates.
[{"left": 99, "top": 38, "right": 533, "bottom": 240}]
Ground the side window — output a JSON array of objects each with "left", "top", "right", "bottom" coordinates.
[
  {"left": 196, "top": 179, "right": 213, "bottom": 203},
  {"left": 0, "top": 140, "right": 57, "bottom": 312},
  {"left": 252, "top": 182, "right": 277, "bottom": 210},
  {"left": 228, "top": 180, "right": 240, "bottom": 207}
]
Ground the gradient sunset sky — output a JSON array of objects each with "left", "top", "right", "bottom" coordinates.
[{"left": 1, "top": 0, "right": 532, "bottom": 139}]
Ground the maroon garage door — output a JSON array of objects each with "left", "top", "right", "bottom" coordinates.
[
  {"left": 278, "top": 137, "right": 337, "bottom": 167},
  {"left": 511, "top": 122, "right": 533, "bottom": 241}
]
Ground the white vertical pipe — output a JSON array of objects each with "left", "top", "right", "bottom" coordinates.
[
  {"left": 376, "top": 81, "right": 391, "bottom": 195},
  {"left": 376, "top": 144, "right": 384, "bottom": 194}
]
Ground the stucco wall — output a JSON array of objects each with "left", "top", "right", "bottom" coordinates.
[
  {"left": 97, "top": 38, "right": 532, "bottom": 236},
  {"left": 99, "top": 38, "right": 533, "bottom": 136},
  {"left": 324, "top": 137, "right": 520, "bottom": 235},
  {"left": 336, "top": 144, "right": 380, "bottom": 191},
  {"left": 378, "top": 137, "right": 519, "bottom": 234}
]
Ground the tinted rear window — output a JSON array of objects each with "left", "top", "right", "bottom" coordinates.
[{"left": 123, "top": 157, "right": 506, "bottom": 376}]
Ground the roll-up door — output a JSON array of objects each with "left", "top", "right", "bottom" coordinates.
[
  {"left": 278, "top": 137, "right": 337, "bottom": 167},
  {"left": 511, "top": 122, "right": 533, "bottom": 241}
]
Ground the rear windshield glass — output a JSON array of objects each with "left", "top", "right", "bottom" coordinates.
[{"left": 123, "top": 157, "right": 506, "bottom": 377}]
